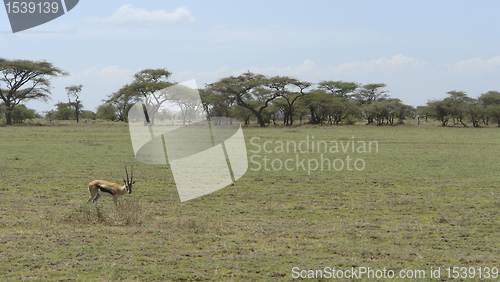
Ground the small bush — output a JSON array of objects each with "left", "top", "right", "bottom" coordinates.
[
  {"left": 66, "top": 200, "right": 146, "bottom": 226},
  {"left": 11, "top": 105, "right": 35, "bottom": 123},
  {"left": 108, "top": 199, "right": 146, "bottom": 226}
]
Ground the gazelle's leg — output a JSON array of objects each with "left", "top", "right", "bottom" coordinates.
[
  {"left": 88, "top": 192, "right": 97, "bottom": 202},
  {"left": 88, "top": 186, "right": 96, "bottom": 202},
  {"left": 93, "top": 193, "right": 101, "bottom": 203}
]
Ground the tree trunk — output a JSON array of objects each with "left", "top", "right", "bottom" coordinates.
[
  {"left": 236, "top": 101, "right": 266, "bottom": 127},
  {"left": 5, "top": 101, "right": 12, "bottom": 125},
  {"left": 254, "top": 113, "right": 266, "bottom": 127},
  {"left": 5, "top": 110, "right": 12, "bottom": 125},
  {"left": 76, "top": 103, "right": 80, "bottom": 123},
  {"left": 308, "top": 108, "right": 316, "bottom": 124}
]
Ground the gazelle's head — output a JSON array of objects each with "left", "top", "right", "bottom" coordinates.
[{"left": 123, "top": 166, "right": 135, "bottom": 194}]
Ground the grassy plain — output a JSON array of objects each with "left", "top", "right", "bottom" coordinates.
[{"left": 1, "top": 120, "right": 500, "bottom": 281}]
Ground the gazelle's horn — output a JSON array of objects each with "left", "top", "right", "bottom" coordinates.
[{"left": 125, "top": 165, "right": 130, "bottom": 184}]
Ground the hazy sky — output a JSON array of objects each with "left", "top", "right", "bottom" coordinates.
[{"left": 2, "top": 0, "right": 500, "bottom": 112}]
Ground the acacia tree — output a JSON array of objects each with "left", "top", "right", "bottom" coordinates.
[
  {"left": 54, "top": 102, "right": 73, "bottom": 120},
  {"left": 271, "top": 98, "right": 289, "bottom": 125},
  {"left": 207, "top": 72, "right": 278, "bottom": 127},
  {"left": 478, "top": 91, "right": 500, "bottom": 105},
  {"left": 392, "top": 99, "right": 415, "bottom": 124},
  {"left": 0, "top": 58, "right": 67, "bottom": 125},
  {"left": 44, "top": 109, "right": 55, "bottom": 122},
  {"left": 96, "top": 104, "right": 117, "bottom": 121},
  {"left": 356, "top": 83, "right": 389, "bottom": 124},
  {"left": 168, "top": 84, "right": 203, "bottom": 125},
  {"left": 365, "top": 98, "right": 414, "bottom": 125},
  {"left": 328, "top": 97, "right": 361, "bottom": 125},
  {"left": 416, "top": 105, "right": 431, "bottom": 124},
  {"left": 129, "top": 68, "right": 174, "bottom": 125},
  {"left": 446, "top": 91, "right": 471, "bottom": 126},
  {"left": 105, "top": 84, "right": 139, "bottom": 121},
  {"left": 315, "top": 81, "right": 361, "bottom": 125},
  {"left": 356, "top": 83, "right": 389, "bottom": 104},
  {"left": 364, "top": 101, "right": 388, "bottom": 125},
  {"left": 478, "top": 91, "right": 500, "bottom": 125},
  {"left": 299, "top": 89, "right": 334, "bottom": 124},
  {"left": 486, "top": 104, "right": 500, "bottom": 126},
  {"left": 200, "top": 87, "right": 234, "bottom": 122},
  {"left": 266, "top": 76, "right": 311, "bottom": 125},
  {"left": 427, "top": 98, "right": 452, "bottom": 126},
  {"left": 318, "top": 80, "right": 359, "bottom": 99},
  {"left": 66, "top": 84, "right": 83, "bottom": 122},
  {"left": 466, "top": 99, "right": 483, "bottom": 128}
]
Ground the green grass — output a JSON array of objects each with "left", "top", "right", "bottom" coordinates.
[{"left": 1, "top": 121, "right": 500, "bottom": 281}]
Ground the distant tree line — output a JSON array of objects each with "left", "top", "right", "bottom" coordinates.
[
  {"left": 201, "top": 73, "right": 410, "bottom": 127},
  {"left": 419, "top": 90, "right": 500, "bottom": 127},
  {"left": 2, "top": 57, "right": 500, "bottom": 128}
]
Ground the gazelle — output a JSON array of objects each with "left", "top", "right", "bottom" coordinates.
[{"left": 88, "top": 166, "right": 135, "bottom": 205}]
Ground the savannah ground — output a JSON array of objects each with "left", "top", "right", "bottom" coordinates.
[{"left": 0, "top": 120, "right": 500, "bottom": 281}]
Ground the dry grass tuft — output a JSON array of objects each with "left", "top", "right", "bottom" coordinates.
[
  {"left": 65, "top": 199, "right": 146, "bottom": 226},
  {"left": 108, "top": 199, "right": 147, "bottom": 226}
]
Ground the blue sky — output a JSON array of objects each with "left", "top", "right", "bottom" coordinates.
[{"left": 1, "top": 0, "right": 500, "bottom": 112}]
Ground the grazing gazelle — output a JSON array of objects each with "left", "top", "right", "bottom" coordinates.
[{"left": 88, "top": 166, "right": 135, "bottom": 205}]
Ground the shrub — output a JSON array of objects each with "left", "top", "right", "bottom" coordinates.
[
  {"left": 11, "top": 104, "right": 35, "bottom": 123},
  {"left": 108, "top": 199, "right": 146, "bottom": 225}
]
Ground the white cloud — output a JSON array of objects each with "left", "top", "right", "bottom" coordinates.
[
  {"left": 324, "top": 54, "right": 429, "bottom": 76},
  {"left": 451, "top": 57, "right": 500, "bottom": 75},
  {"left": 174, "top": 66, "right": 230, "bottom": 87},
  {"left": 86, "top": 5, "right": 195, "bottom": 27},
  {"left": 230, "top": 55, "right": 427, "bottom": 79},
  {"left": 76, "top": 65, "right": 135, "bottom": 84}
]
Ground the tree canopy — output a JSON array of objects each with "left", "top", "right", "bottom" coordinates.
[
  {"left": 129, "top": 68, "right": 174, "bottom": 125},
  {"left": 0, "top": 58, "right": 67, "bottom": 125},
  {"left": 207, "top": 72, "right": 274, "bottom": 127},
  {"left": 66, "top": 84, "right": 83, "bottom": 123}
]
